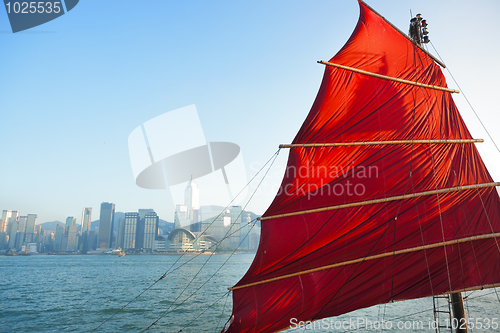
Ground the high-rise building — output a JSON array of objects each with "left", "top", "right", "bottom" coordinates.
[
  {"left": 97, "top": 202, "right": 115, "bottom": 249},
  {"left": 143, "top": 212, "right": 158, "bottom": 250},
  {"left": 0, "top": 219, "right": 5, "bottom": 234},
  {"left": 81, "top": 208, "right": 92, "bottom": 233},
  {"left": 15, "top": 216, "right": 28, "bottom": 250},
  {"left": 2, "top": 210, "right": 19, "bottom": 236},
  {"left": 65, "top": 216, "right": 76, "bottom": 234},
  {"left": 24, "top": 214, "right": 37, "bottom": 244},
  {"left": 54, "top": 225, "right": 65, "bottom": 252},
  {"left": 116, "top": 218, "right": 125, "bottom": 249},
  {"left": 136, "top": 209, "right": 154, "bottom": 249},
  {"left": 124, "top": 213, "right": 138, "bottom": 249},
  {"left": 184, "top": 178, "right": 200, "bottom": 220},
  {"left": 66, "top": 225, "right": 78, "bottom": 251}
]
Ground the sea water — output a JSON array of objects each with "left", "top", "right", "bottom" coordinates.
[{"left": 1, "top": 254, "right": 499, "bottom": 333}]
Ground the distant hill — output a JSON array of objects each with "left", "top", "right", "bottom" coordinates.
[{"left": 39, "top": 221, "right": 65, "bottom": 231}]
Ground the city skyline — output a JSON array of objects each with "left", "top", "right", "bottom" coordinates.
[{"left": 2, "top": 0, "right": 500, "bottom": 223}]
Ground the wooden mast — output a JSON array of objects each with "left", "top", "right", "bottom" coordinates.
[{"left": 450, "top": 293, "right": 468, "bottom": 333}]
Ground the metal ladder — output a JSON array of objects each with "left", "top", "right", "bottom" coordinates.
[{"left": 432, "top": 295, "right": 453, "bottom": 333}]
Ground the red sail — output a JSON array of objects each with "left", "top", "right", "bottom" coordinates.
[{"left": 224, "top": 1, "right": 500, "bottom": 332}]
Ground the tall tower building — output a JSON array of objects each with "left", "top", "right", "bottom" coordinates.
[
  {"left": 143, "top": 211, "right": 158, "bottom": 250},
  {"left": 97, "top": 202, "right": 115, "bottom": 249},
  {"left": 24, "top": 214, "right": 37, "bottom": 244},
  {"left": 116, "top": 218, "right": 125, "bottom": 249},
  {"left": 81, "top": 208, "right": 92, "bottom": 233},
  {"left": 124, "top": 212, "right": 138, "bottom": 249},
  {"left": 65, "top": 216, "right": 76, "bottom": 234},
  {"left": 66, "top": 225, "right": 78, "bottom": 251},
  {"left": 184, "top": 178, "right": 200, "bottom": 220},
  {"left": 2, "top": 210, "right": 19, "bottom": 235},
  {"left": 136, "top": 209, "right": 154, "bottom": 249}
]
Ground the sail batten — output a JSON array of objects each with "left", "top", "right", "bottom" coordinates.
[
  {"left": 231, "top": 232, "right": 500, "bottom": 291},
  {"left": 318, "top": 60, "right": 459, "bottom": 93},
  {"left": 280, "top": 139, "right": 484, "bottom": 148},
  {"left": 260, "top": 182, "right": 500, "bottom": 221}
]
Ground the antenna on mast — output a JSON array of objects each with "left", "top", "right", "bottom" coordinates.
[{"left": 409, "top": 13, "right": 429, "bottom": 45}]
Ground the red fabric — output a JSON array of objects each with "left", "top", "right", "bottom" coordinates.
[{"left": 224, "top": 2, "right": 500, "bottom": 332}]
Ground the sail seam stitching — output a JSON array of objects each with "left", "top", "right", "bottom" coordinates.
[
  {"left": 230, "top": 232, "right": 500, "bottom": 291},
  {"left": 259, "top": 182, "right": 500, "bottom": 221}
]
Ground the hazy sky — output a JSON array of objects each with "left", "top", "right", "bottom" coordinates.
[{"left": 2, "top": 0, "right": 500, "bottom": 224}]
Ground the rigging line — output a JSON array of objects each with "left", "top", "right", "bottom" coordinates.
[
  {"left": 429, "top": 41, "right": 500, "bottom": 155},
  {"left": 142, "top": 151, "right": 281, "bottom": 332},
  {"left": 427, "top": 97, "right": 454, "bottom": 294},
  {"left": 407, "top": 69, "right": 436, "bottom": 298},
  {"left": 422, "top": 50, "right": 500, "bottom": 306},
  {"left": 215, "top": 290, "right": 231, "bottom": 332},
  {"left": 153, "top": 148, "right": 280, "bottom": 278},
  {"left": 173, "top": 290, "right": 231, "bottom": 333},
  {"left": 91, "top": 150, "right": 279, "bottom": 332},
  {"left": 143, "top": 218, "right": 260, "bottom": 333},
  {"left": 463, "top": 205, "right": 500, "bottom": 304},
  {"left": 426, "top": 43, "right": 500, "bottom": 258},
  {"left": 162, "top": 149, "right": 280, "bottom": 275}
]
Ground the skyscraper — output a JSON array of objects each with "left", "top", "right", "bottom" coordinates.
[
  {"left": 2, "top": 210, "right": 19, "bottom": 236},
  {"left": 54, "top": 224, "right": 64, "bottom": 252},
  {"left": 136, "top": 209, "right": 154, "bottom": 249},
  {"left": 81, "top": 208, "right": 92, "bottom": 233},
  {"left": 116, "top": 218, "right": 125, "bottom": 249},
  {"left": 184, "top": 178, "right": 200, "bottom": 220},
  {"left": 65, "top": 216, "right": 76, "bottom": 234},
  {"left": 15, "top": 216, "right": 28, "bottom": 250},
  {"left": 124, "top": 212, "right": 138, "bottom": 249},
  {"left": 25, "top": 214, "right": 37, "bottom": 243},
  {"left": 66, "top": 225, "right": 78, "bottom": 251},
  {"left": 143, "top": 211, "right": 158, "bottom": 250},
  {"left": 97, "top": 202, "right": 115, "bottom": 249}
]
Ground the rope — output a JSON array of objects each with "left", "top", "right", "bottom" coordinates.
[
  {"left": 90, "top": 150, "right": 280, "bottom": 332},
  {"left": 430, "top": 41, "right": 500, "bottom": 155},
  {"left": 140, "top": 149, "right": 280, "bottom": 332}
]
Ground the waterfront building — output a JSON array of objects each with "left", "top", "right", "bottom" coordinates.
[
  {"left": 136, "top": 209, "right": 153, "bottom": 249},
  {"left": 97, "top": 202, "right": 115, "bottom": 249},
  {"left": 54, "top": 225, "right": 65, "bottom": 252},
  {"left": 27, "top": 243, "right": 37, "bottom": 254},
  {"left": 0, "top": 232, "right": 7, "bottom": 250},
  {"left": 81, "top": 208, "right": 92, "bottom": 233},
  {"left": 124, "top": 212, "right": 138, "bottom": 249},
  {"left": 65, "top": 216, "right": 76, "bottom": 234},
  {"left": 67, "top": 225, "right": 78, "bottom": 250},
  {"left": 116, "top": 218, "right": 125, "bottom": 249},
  {"left": 143, "top": 211, "right": 158, "bottom": 250},
  {"left": 24, "top": 214, "right": 37, "bottom": 244},
  {"left": 8, "top": 220, "right": 18, "bottom": 249},
  {"left": 0, "top": 220, "right": 5, "bottom": 234},
  {"left": 153, "top": 239, "right": 166, "bottom": 251},
  {"left": 15, "top": 216, "right": 28, "bottom": 251},
  {"left": 2, "top": 210, "right": 19, "bottom": 236}
]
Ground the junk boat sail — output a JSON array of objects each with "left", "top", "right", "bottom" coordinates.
[{"left": 222, "top": 1, "right": 500, "bottom": 332}]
